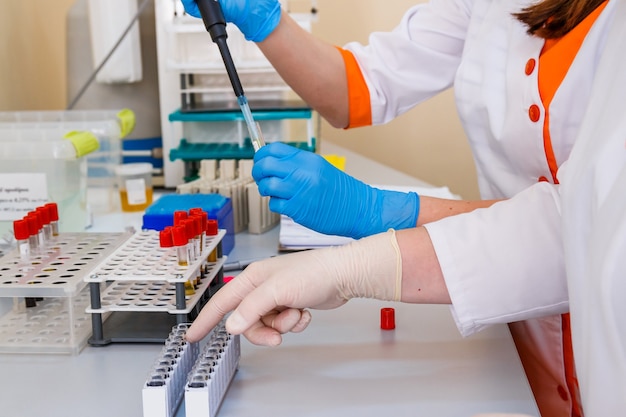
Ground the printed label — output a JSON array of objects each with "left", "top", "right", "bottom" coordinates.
[
  {"left": 0, "top": 173, "right": 48, "bottom": 221},
  {"left": 126, "top": 178, "right": 147, "bottom": 205}
]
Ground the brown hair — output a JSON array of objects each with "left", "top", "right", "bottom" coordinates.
[{"left": 514, "top": 0, "right": 607, "bottom": 39}]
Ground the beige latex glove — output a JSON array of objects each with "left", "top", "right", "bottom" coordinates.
[{"left": 186, "top": 230, "right": 402, "bottom": 346}]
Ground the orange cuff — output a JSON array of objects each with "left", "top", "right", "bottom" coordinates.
[{"left": 336, "top": 46, "right": 372, "bottom": 129}]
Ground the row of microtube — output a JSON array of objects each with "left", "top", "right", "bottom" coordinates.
[
  {"left": 184, "top": 325, "right": 241, "bottom": 417},
  {"left": 143, "top": 323, "right": 200, "bottom": 417},
  {"left": 12, "top": 202, "right": 60, "bottom": 263},
  {"left": 142, "top": 321, "right": 240, "bottom": 417},
  {"left": 159, "top": 208, "right": 220, "bottom": 268}
]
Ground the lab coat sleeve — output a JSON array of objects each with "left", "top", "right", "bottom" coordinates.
[
  {"left": 343, "top": 0, "right": 473, "bottom": 125},
  {"left": 423, "top": 182, "right": 569, "bottom": 337}
]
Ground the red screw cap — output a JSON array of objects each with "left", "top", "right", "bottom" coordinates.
[
  {"left": 36, "top": 206, "right": 50, "bottom": 225},
  {"left": 171, "top": 225, "right": 188, "bottom": 246},
  {"left": 25, "top": 216, "right": 39, "bottom": 236},
  {"left": 27, "top": 212, "right": 42, "bottom": 231},
  {"left": 206, "top": 219, "right": 218, "bottom": 236},
  {"left": 173, "top": 210, "right": 188, "bottom": 226},
  {"left": 159, "top": 228, "right": 173, "bottom": 248},
  {"left": 45, "top": 202, "right": 59, "bottom": 221},
  {"left": 380, "top": 307, "right": 395, "bottom": 330},
  {"left": 13, "top": 219, "right": 30, "bottom": 240}
]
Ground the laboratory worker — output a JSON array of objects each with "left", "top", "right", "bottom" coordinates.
[
  {"left": 181, "top": 0, "right": 617, "bottom": 415},
  {"left": 185, "top": 2, "right": 626, "bottom": 413}
]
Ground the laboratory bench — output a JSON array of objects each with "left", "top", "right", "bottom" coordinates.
[{"left": 0, "top": 142, "right": 539, "bottom": 417}]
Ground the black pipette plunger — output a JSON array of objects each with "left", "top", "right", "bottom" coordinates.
[{"left": 196, "top": 0, "right": 245, "bottom": 98}]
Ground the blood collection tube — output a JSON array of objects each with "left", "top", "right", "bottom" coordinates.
[
  {"left": 26, "top": 212, "right": 44, "bottom": 253},
  {"left": 171, "top": 225, "right": 189, "bottom": 267},
  {"left": 189, "top": 208, "right": 207, "bottom": 253},
  {"left": 184, "top": 218, "right": 203, "bottom": 286},
  {"left": 25, "top": 215, "right": 40, "bottom": 255},
  {"left": 44, "top": 202, "right": 59, "bottom": 236},
  {"left": 13, "top": 219, "right": 31, "bottom": 264},
  {"left": 206, "top": 219, "right": 219, "bottom": 262},
  {"left": 192, "top": 216, "right": 202, "bottom": 260},
  {"left": 171, "top": 225, "right": 196, "bottom": 295},
  {"left": 191, "top": 215, "right": 205, "bottom": 285},
  {"left": 182, "top": 218, "right": 198, "bottom": 263},
  {"left": 36, "top": 206, "right": 52, "bottom": 242}
]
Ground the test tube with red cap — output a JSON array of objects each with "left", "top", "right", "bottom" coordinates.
[
  {"left": 45, "top": 202, "right": 59, "bottom": 236},
  {"left": 13, "top": 219, "right": 31, "bottom": 263},
  {"left": 25, "top": 215, "right": 40, "bottom": 254},
  {"left": 189, "top": 208, "right": 207, "bottom": 253},
  {"left": 26, "top": 211, "right": 44, "bottom": 252},
  {"left": 192, "top": 216, "right": 203, "bottom": 261},
  {"left": 36, "top": 206, "right": 52, "bottom": 242},
  {"left": 185, "top": 218, "right": 204, "bottom": 286},
  {"left": 206, "top": 219, "right": 219, "bottom": 262},
  {"left": 182, "top": 219, "right": 197, "bottom": 262},
  {"left": 171, "top": 225, "right": 189, "bottom": 267}
]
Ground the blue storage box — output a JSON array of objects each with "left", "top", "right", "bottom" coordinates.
[{"left": 142, "top": 194, "right": 234, "bottom": 254}]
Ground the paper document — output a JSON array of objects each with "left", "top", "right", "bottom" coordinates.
[{"left": 279, "top": 185, "right": 460, "bottom": 251}]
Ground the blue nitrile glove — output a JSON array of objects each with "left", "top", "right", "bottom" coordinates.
[
  {"left": 181, "top": 0, "right": 281, "bottom": 42},
  {"left": 252, "top": 142, "right": 420, "bottom": 239}
]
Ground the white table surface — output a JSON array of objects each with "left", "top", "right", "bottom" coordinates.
[{"left": 0, "top": 142, "right": 539, "bottom": 417}]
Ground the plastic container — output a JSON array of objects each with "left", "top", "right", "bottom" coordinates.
[
  {"left": 115, "top": 162, "right": 154, "bottom": 212},
  {"left": 0, "top": 109, "right": 136, "bottom": 214},
  {"left": 0, "top": 127, "right": 98, "bottom": 236}
]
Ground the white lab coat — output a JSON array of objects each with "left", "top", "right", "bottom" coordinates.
[
  {"left": 558, "top": 0, "right": 626, "bottom": 411},
  {"left": 344, "top": 0, "right": 615, "bottom": 200},
  {"left": 344, "top": 1, "right": 619, "bottom": 415},
  {"left": 427, "top": 0, "right": 626, "bottom": 414}
]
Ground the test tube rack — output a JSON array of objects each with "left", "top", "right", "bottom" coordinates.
[
  {"left": 142, "top": 321, "right": 240, "bottom": 417},
  {"left": 0, "top": 232, "right": 130, "bottom": 355},
  {"left": 176, "top": 159, "right": 279, "bottom": 234},
  {"left": 184, "top": 322, "right": 240, "bottom": 417},
  {"left": 84, "top": 229, "right": 226, "bottom": 346}
]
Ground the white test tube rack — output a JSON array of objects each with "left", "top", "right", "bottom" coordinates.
[
  {"left": 0, "top": 232, "right": 130, "bottom": 355},
  {"left": 84, "top": 229, "right": 226, "bottom": 346},
  {"left": 142, "top": 320, "right": 240, "bottom": 417}
]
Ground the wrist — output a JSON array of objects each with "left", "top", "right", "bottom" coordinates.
[
  {"left": 335, "top": 230, "right": 403, "bottom": 301},
  {"left": 351, "top": 188, "right": 420, "bottom": 239},
  {"left": 245, "top": 2, "right": 282, "bottom": 42}
]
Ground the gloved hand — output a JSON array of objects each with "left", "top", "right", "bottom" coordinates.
[
  {"left": 185, "top": 230, "right": 402, "bottom": 346},
  {"left": 252, "top": 142, "right": 420, "bottom": 239},
  {"left": 180, "top": 0, "right": 281, "bottom": 42}
]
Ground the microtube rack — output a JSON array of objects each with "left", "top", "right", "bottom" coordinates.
[
  {"left": 0, "top": 232, "right": 130, "bottom": 354},
  {"left": 84, "top": 229, "right": 226, "bottom": 345},
  {"left": 176, "top": 159, "right": 279, "bottom": 234},
  {"left": 184, "top": 321, "right": 241, "bottom": 417},
  {"left": 142, "top": 321, "right": 240, "bottom": 417},
  {"left": 142, "top": 323, "right": 200, "bottom": 417}
]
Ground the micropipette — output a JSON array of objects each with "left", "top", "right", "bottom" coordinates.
[{"left": 195, "top": 0, "right": 266, "bottom": 152}]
